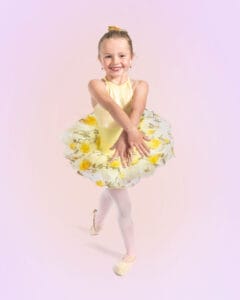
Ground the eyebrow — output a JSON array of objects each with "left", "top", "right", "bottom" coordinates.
[{"left": 103, "top": 52, "right": 127, "bottom": 55}]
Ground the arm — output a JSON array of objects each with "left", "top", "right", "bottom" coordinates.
[
  {"left": 113, "top": 80, "right": 150, "bottom": 148},
  {"left": 109, "top": 80, "right": 151, "bottom": 165},
  {"left": 129, "top": 80, "right": 149, "bottom": 126},
  {"left": 88, "top": 79, "right": 136, "bottom": 133}
]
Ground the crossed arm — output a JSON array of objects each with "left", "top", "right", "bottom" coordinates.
[{"left": 88, "top": 79, "right": 150, "bottom": 167}]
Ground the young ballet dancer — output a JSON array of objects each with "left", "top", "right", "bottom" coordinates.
[{"left": 61, "top": 25, "right": 175, "bottom": 276}]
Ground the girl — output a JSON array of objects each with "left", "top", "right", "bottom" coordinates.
[{"left": 61, "top": 25, "right": 175, "bottom": 276}]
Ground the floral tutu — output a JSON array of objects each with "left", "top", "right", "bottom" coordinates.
[{"left": 61, "top": 107, "right": 175, "bottom": 188}]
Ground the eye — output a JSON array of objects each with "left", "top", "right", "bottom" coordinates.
[
  {"left": 120, "top": 55, "right": 126, "bottom": 57},
  {"left": 105, "top": 55, "right": 111, "bottom": 58}
]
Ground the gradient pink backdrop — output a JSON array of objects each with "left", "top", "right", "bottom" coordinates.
[{"left": 1, "top": 0, "right": 240, "bottom": 299}]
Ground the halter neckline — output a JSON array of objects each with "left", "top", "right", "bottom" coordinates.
[{"left": 103, "top": 77, "right": 130, "bottom": 86}]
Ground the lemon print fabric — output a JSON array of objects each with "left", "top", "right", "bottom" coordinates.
[{"left": 60, "top": 77, "right": 175, "bottom": 188}]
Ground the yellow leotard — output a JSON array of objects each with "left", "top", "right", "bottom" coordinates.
[{"left": 93, "top": 77, "right": 133, "bottom": 153}]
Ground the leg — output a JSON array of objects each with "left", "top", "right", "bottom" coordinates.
[
  {"left": 94, "top": 188, "right": 113, "bottom": 229},
  {"left": 107, "top": 188, "right": 136, "bottom": 258}
]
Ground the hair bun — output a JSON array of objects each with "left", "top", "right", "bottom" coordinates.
[{"left": 108, "top": 25, "right": 127, "bottom": 32}]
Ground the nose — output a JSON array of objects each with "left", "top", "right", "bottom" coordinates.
[{"left": 112, "top": 56, "right": 120, "bottom": 65}]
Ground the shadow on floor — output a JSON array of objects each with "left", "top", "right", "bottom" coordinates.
[{"left": 75, "top": 225, "right": 122, "bottom": 259}]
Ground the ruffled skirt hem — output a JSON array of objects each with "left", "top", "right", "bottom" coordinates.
[{"left": 60, "top": 108, "right": 175, "bottom": 188}]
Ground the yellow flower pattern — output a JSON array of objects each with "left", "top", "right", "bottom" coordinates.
[
  {"left": 61, "top": 105, "right": 175, "bottom": 188},
  {"left": 131, "top": 156, "right": 139, "bottom": 165},
  {"left": 147, "top": 129, "right": 155, "bottom": 135},
  {"left": 96, "top": 180, "right": 105, "bottom": 187},
  {"left": 148, "top": 154, "right": 163, "bottom": 164},
  {"left": 69, "top": 142, "right": 77, "bottom": 150},
  {"left": 81, "top": 115, "right": 97, "bottom": 126},
  {"left": 79, "top": 142, "right": 90, "bottom": 153},
  {"left": 149, "top": 138, "right": 162, "bottom": 149},
  {"left": 79, "top": 159, "right": 91, "bottom": 170},
  {"left": 109, "top": 160, "right": 121, "bottom": 168}
]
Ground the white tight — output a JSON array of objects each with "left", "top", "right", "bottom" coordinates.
[{"left": 95, "top": 188, "right": 136, "bottom": 256}]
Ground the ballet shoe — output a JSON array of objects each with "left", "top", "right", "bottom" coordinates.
[
  {"left": 113, "top": 254, "right": 136, "bottom": 276},
  {"left": 89, "top": 209, "right": 102, "bottom": 235}
]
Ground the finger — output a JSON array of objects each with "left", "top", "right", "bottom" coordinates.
[
  {"left": 124, "top": 151, "right": 129, "bottom": 166},
  {"left": 109, "top": 142, "right": 116, "bottom": 150},
  {"left": 120, "top": 152, "right": 127, "bottom": 168},
  {"left": 141, "top": 142, "right": 151, "bottom": 154},
  {"left": 129, "top": 146, "right": 134, "bottom": 157},
  {"left": 135, "top": 140, "right": 150, "bottom": 156},
  {"left": 139, "top": 144, "right": 148, "bottom": 157},
  {"left": 109, "top": 150, "right": 118, "bottom": 162},
  {"left": 143, "top": 134, "right": 151, "bottom": 141},
  {"left": 129, "top": 145, "right": 134, "bottom": 155},
  {"left": 128, "top": 150, "right": 133, "bottom": 160},
  {"left": 125, "top": 151, "right": 130, "bottom": 165},
  {"left": 127, "top": 149, "right": 133, "bottom": 165},
  {"left": 138, "top": 142, "right": 150, "bottom": 157},
  {"left": 135, "top": 144, "right": 145, "bottom": 158},
  {"left": 127, "top": 152, "right": 132, "bottom": 166},
  {"left": 123, "top": 150, "right": 130, "bottom": 167}
]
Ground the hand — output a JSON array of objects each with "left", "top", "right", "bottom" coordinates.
[
  {"left": 127, "top": 127, "right": 151, "bottom": 158},
  {"left": 109, "top": 131, "right": 133, "bottom": 168}
]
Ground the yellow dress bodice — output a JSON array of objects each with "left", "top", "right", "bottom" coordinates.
[{"left": 93, "top": 77, "right": 133, "bottom": 153}]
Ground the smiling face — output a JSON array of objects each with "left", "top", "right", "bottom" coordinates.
[{"left": 98, "top": 37, "right": 134, "bottom": 82}]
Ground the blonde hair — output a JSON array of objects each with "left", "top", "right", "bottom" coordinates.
[{"left": 98, "top": 26, "right": 134, "bottom": 57}]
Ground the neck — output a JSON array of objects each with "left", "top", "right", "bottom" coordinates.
[{"left": 105, "top": 74, "right": 129, "bottom": 85}]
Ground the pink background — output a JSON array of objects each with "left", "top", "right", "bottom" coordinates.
[{"left": 1, "top": 0, "right": 240, "bottom": 299}]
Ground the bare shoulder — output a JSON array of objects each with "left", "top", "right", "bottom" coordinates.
[
  {"left": 131, "top": 79, "right": 149, "bottom": 93},
  {"left": 88, "top": 78, "right": 105, "bottom": 90}
]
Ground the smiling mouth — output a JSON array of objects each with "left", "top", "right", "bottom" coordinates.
[{"left": 110, "top": 67, "right": 121, "bottom": 71}]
